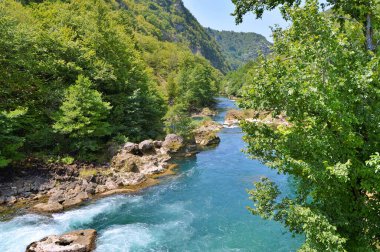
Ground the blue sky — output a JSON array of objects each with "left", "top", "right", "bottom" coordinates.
[
  {"left": 182, "top": 0, "right": 288, "bottom": 42},
  {"left": 182, "top": 0, "right": 328, "bottom": 42}
]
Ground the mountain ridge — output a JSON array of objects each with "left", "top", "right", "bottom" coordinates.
[{"left": 206, "top": 27, "right": 272, "bottom": 69}]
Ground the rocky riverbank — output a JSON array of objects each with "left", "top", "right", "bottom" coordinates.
[
  {"left": 0, "top": 114, "right": 224, "bottom": 251},
  {"left": 0, "top": 130, "right": 224, "bottom": 218},
  {"left": 223, "top": 109, "right": 289, "bottom": 128},
  {"left": 0, "top": 119, "right": 225, "bottom": 218}
]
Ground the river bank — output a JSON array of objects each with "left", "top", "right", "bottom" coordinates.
[
  {"left": 0, "top": 98, "right": 303, "bottom": 252},
  {"left": 0, "top": 120, "right": 223, "bottom": 219}
]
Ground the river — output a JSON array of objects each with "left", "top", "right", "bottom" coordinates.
[{"left": 0, "top": 98, "right": 302, "bottom": 251}]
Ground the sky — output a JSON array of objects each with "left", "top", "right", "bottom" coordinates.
[
  {"left": 182, "top": 0, "right": 288, "bottom": 42},
  {"left": 182, "top": 0, "right": 328, "bottom": 42}
]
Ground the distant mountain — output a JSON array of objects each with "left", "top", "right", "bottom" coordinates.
[
  {"left": 124, "top": 0, "right": 231, "bottom": 73},
  {"left": 206, "top": 28, "right": 272, "bottom": 70}
]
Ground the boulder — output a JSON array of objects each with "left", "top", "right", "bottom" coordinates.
[
  {"left": 194, "top": 131, "right": 221, "bottom": 146},
  {"left": 95, "top": 185, "right": 107, "bottom": 194},
  {"left": 32, "top": 202, "right": 64, "bottom": 213},
  {"left": 118, "top": 172, "right": 146, "bottom": 186},
  {"left": 62, "top": 197, "right": 83, "bottom": 208},
  {"left": 138, "top": 140, "right": 155, "bottom": 155},
  {"left": 111, "top": 153, "right": 141, "bottom": 173},
  {"left": 122, "top": 142, "right": 139, "bottom": 155},
  {"left": 162, "top": 134, "right": 185, "bottom": 153},
  {"left": 84, "top": 182, "right": 96, "bottom": 195},
  {"left": 139, "top": 155, "right": 168, "bottom": 175},
  {"left": 76, "top": 192, "right": 89, "bottom": 201},
  {"left": 6, "top": 196, "right": 17, "bottom": 205},
  {"left": 139, "top": 164, "right": 165, "bottom": 175},
  {"left": 26, "top": 229, "right": 97, "bottom": 252},
  {"left": 153, "top": 140, "right": 163, "bottom": 148},
  {"left": 48, "top": 190, "right": 65, "bottom": 204},
  {"left": 0, "top": 196, "right": 5, "bottom": 204},
  {"left": 194, "top": 122, "right": 222, "bottom": 147},
  {"left": 105, "top": 180, "right": 118, "bottom": 190}
]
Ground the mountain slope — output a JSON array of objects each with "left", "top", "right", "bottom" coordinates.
[
  {"left": 206, "top": 28, "right": 271, "bottom": 70},
  {"left": 124, "top": 0, "right": 230, "bottom": 73}
]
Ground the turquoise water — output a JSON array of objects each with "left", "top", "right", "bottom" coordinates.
[{"left": 0, "top": 98, "right": 302, "bottom": 251}]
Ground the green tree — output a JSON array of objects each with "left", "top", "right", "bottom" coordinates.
[
  {"left": 53, "top": 75, "right": 112, "bottom": 159},
  {"left": 232, "top": 0, "right": 380, "bottom": 51},
  {"left": 164, "top": 103, "right": 194, "bottom": 139},
  {"left": 239, "top": 1, "right": 380, "bottom": 250},
  {"left": 176, "top": 55, "right": 220, "bottom": 111},
  {"left": 0, "top": 108, "right": 27, "bottom": 167}
]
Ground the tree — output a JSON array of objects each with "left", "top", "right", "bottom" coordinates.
[
  {"left": 232, "top": 0, "right": 380, "bottom": 51},
  {"left": 239, "top": 1, "right": 380, "bottom": 250},
  {"left": 164, "top": 103, "right": 194, "bottom": 139},
  {"left": 176, "top": 55, "right": 220, "bottom": 111},
  {"left": 53, "top": 75, "right": 111, "bottom": 159},
  {"left": 0, "top": 108, "right": 27, "bottom": 167}
]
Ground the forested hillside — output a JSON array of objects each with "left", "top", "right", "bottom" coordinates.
[
  {"left": 125, "top": 0, "right": 230, "bottom": 73},
  {"left": 0, "top": 0, "right": 222, "bottom": 166},
  {"left": 206, "top": 28, "right": 271, "bottom": 69}
]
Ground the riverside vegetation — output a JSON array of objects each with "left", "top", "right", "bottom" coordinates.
[
  {"left": 231, "top": 0, "right": 380, "bottom": 251},
  {"left": 0, "top": 0, "right": 225, "bottom": 166}
]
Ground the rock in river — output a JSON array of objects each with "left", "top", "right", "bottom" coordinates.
[{"left": 26, "top": 229, "right": 97, "bottom": 252}]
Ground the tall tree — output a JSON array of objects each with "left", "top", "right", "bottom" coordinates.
[
  {"left": 239, "top": 1, "right": 380, "bottom": 250},
  {"left": 232, "top": 0, "right": 380, "bottom": 51},
  {"left": 53, "top": 75, "right": 112, "bottom": 159},
  {"left": 0, "top": 108, "right": 27, "bottom": 167}
]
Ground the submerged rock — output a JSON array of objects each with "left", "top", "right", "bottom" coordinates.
[{"left": 26, "top": 229, "right": 97, "bottom": 252}]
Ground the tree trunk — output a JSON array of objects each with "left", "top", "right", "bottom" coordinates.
[{"left": 366, "top": 14, "right": 375, "bottom": 52}]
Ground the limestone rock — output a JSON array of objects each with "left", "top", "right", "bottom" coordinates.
[
  {"left": 194, "top": 121, "right": 222, "bottom": 147},
  {"left": 138, "top": 140, "right": 156, "bottom": 155},
  {"left": 26, "top": 229, "right": 97, "bottom": 252},
  {"left": 62, "top": 197, "right": 83, "bottom": 208},
  {"left": 162, "top": 134, "right": 185, "bottom": 153},
  {"left": 32, "top": 202, "right": 63, "bottom": 213},
  {"left": 95, "top": 185, "right": 107, "bottom": 194},
  {"left": 7, "top": 196, "right": 17, "bottom": 205},
  {"left": 153, "top": 140, "right": 163, "bottom": 148},
  {"left": 121, "top": 142, "right": 139, "bottom": 155},
  {"left": 105, "top": 180, "right": 118, "bottom": 190},
  {"left": 111, "top": 153, "right": 141, "bottom": 173},
  {"left": 117, "top": 172, "right": 146, "bottom": 186}
]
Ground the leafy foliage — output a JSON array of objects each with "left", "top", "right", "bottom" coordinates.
[
  {"left": 0, "top": 0, "right": 222, "bottom": 163},
  {"left": 238, "top": 0, "right": 380, "bottom": 250},
  {"left": 0, "top": 108, "right": 27, "bottom": 167},
  {"left": 221, "top": 60, "right": 257, "bottom": 97},
  {"left": 124, "top": 0, "right": 230, "bottom": 73},
  {"left": 53, "top": 75, "right": 112, "bottom": 159},
  {"left": 206, "top": 28, "right": 271, "bottom": 69},
  {"left": 231, "top": 0, "right": 380, "bottom": 51}
]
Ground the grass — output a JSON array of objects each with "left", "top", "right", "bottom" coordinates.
[{"left": 79, "top": 168, "right": 98, "bottom": 178}]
